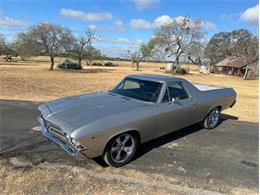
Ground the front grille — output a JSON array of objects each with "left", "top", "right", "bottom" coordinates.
[
  {"left": 43, "top": 118, "right": 66, "bottom": 139},
  {"left": 40, "top": 117, "right": 78, "bottom": 154},
  {"left": 48, "top": 123, "right": 64, "bottom": 136}
]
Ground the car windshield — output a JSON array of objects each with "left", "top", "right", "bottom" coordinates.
[{"left": 112, "top": 78, "right": 162, "bottom": 103}]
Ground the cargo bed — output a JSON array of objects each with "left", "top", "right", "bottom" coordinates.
[{"left": 192, "top": 83, "right": 224, "bottom": 91}]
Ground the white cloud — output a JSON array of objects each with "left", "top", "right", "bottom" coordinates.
[
  {"left": 130, "top": 15, "right": 216, "bottom": 30},
  {"left": 95, "top": 36, "right": 143, "bottom": 46},
  {"left": 113, "top": 20, "right": 126, "bottom": 32},
  {"left": 174, "top": 16, "right": 186, "bottom": 24},
  {"left": 0, "top": 14, "right": 24, "bottom": 27},
  {"left": 114, "top": 20, "right": 123, "bottom": 27},
  {"left": 153, "top": 15, "right": 172, "bottom": 27},
  {"left": 118, "top": 38, "right": 144, "bottom": 45},
  {"left": 88, "top": 24, "right": 97, "bottom": 31},
  {"left": 59, "top": 8, "right": 112, "bottom": 21},
  {"left": 84, "top": 20, "right": 126, "bottom": 33},
  {"left": 201, "top": 21, "right": 217, "bottom": 29},
  {"left": 133, "top": 0, "right": 160, "bottom": 10},
  {"left": 130, "top": 19, "right": 152, "bottom": 29},
  {"left": 0, "top": 14, "right": 26, "bottom": 43},
  {"left": 174, "top": 16, "right": 217, "bottom": 30},
  {"left": 220, "top": 13, "right": 240, "bottom": 24},
  {"left": 240, "top": 4, "right": 259, "bottom": 26},
  {"left": 97, "top": 46, "right": 127, "bottom": 58},
  {"left": 117, "top": 38, "right": 131, "bottom": 44}
]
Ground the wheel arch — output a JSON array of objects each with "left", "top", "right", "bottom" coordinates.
[
  {"left": 206, "top": 105, "right": 222, "bottom": 116},
  {"left": 102, "top": 129, "right": 141, "bottom": 155}
]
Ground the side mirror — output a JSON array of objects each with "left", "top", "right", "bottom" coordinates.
[{"left": 171, "top": 97, "right": 180, "bottom": 103}]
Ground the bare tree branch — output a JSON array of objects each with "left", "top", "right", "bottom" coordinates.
[{"left": 150, "top": 17, "right": 205, "bottom": 74}]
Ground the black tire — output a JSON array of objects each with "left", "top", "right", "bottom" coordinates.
[
  {"left": 202, "top": 107, "right": 220, "bottom": 129},
  {"left": 103, "top": 133, "right": 138, "bottom": 167}
]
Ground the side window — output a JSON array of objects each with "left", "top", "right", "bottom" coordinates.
[
  {"left": 162, "top": 89, "right": 170, "bottom": 103},
  {"left": 168, "top": 83, "right": 189, "bottom": 100}
]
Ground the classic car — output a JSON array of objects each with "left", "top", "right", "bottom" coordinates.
[{"left": 38, "top": 74, "right": 236, "bottom": 167}]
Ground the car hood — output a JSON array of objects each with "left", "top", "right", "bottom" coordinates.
[{"left": 44, "top": 92, "right": 147, "bottom": 129}]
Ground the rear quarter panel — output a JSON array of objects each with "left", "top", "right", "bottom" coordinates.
[
  {"left": 195, "top": 88, "right": 236, "bottom": 120},
  {"left": 178, "top": 80, "right": 236, "bottom": 122}
]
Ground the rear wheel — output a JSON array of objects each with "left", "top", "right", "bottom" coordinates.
[
  {"left": 203, "top": 107, "right": 220, "bottom": 129},
  {"left": 103, "top": 133, "right": 138, "bottom": 167}
]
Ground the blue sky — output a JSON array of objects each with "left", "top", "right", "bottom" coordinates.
[{"left": 0, "top": 0, "right": 259, "bottom": 57}]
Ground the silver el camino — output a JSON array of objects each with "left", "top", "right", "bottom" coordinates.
[{"left": 38, "top": 74, "right": 236, "bottom": 167}]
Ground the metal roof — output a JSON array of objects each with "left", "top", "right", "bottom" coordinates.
[{"left": 127, "top": 74, "right": 184, "bottom": 83}]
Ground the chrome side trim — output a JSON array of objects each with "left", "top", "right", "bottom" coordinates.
[{"left": 37, "top": 117, "right": 78, "bottom": 156}]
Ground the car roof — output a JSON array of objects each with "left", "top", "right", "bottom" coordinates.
[{"left": 126, "top": 74, "right": 185, "bottom": 83}]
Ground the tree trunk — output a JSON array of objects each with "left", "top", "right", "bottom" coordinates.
[
  {"left": 78, "top": 59, "right": 82, "bottom": 66},
  {"left": 135, "top": 58, "right": 143, "bottom": 71},
  {"left": 85, "top": 59, "right": 91, "bottom": 65},
  {"left": 20, "top": 56, "right": 25, "bottom": 61},
  {"left": 173, "top": 55, "right": 180, "bottom": 75},
  {"left": 49, "top": 56, "right": 54, "bottom": 71},
  {"left": 136, "top": 62, "right": 140, "bottom": 71},
  {"left": 131, "top": 58, "right": 135, "bottom": 69}
]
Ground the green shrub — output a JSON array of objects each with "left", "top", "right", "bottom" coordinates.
[
  {"left": 104, "top": 62, "right": 118, "bottom": 66},
  {"left": 91, "top": 62, "right": 103, "bottom": 66},
  {"left": 4, "top": 55, "right": 13, "bottom": 62},
  {"left": 175, "top": 67, "right": 188, "bottom": 75},
  {"left": 57, "top": 59, "right": 82, "bottom": 70}
]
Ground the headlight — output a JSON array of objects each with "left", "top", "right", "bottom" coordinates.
[
  {"left": 65, "top": 133, "right": 71, "bottom": 141},
  {"left": 64, "top": 133, "right": 86, "bottom": 150},
  {"left": 71, "top": 138, "right": 86, "bottom": 150},
  {"left": 71, "top": 138, "right": 80, "bottom": 146}
]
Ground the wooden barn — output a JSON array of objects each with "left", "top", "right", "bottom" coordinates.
[{"left": 213, "top": 56, "right": 247, "bottom": 76}]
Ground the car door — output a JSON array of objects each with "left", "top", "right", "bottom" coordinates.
[{"left": 156, "top": 82, "right": 198, "bottom": 136}]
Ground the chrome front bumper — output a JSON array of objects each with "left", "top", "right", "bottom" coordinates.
[{"left": 37, "top": 117, "right": 79, "bottom": 156}]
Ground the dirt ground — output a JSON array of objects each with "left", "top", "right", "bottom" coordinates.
[
  {"left": 0, "top": 158, "right": 183, "bottom": 195},
  {"left": 0, "top": 56, "right": 258, "bottom": 122},
  {"left": 0, "top": 155, "right": 257, "bottom": 195}
]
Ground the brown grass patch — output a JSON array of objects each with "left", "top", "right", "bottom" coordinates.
[{"left": 0, "top": 58, "right": 258, "bottom": 122}]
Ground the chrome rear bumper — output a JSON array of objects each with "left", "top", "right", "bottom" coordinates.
[{"left": 37, "top": 117, "right": 78, "bottom": 156}]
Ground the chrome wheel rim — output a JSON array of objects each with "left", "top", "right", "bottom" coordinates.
[
  {"left": 110, "top": 134, "right": 134, "bottom": 163},
  {"left": 208, "top": 108, "right": 219, "bottom": 128}
]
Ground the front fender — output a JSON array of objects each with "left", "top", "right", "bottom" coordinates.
[
  {"left": 71, "top": 106, "right": 157, "bottom": 158},
  {"left": 77, "top": 127, "right": 142, "bottom": 158}
]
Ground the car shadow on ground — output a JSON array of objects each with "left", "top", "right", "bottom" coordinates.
[
  {"left": 133, "top": 113, "right": 238, "bottom": 162},
  {"left": 94, "top": 113, "right": 238, "bottom": 167}
]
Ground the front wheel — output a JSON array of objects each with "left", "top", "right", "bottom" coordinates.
[
  {"left": 202, "top": 107, "right": 220, "bottom": 129},
  {"left": 103, "top": 133, "right": 138, "bottom": 167}
]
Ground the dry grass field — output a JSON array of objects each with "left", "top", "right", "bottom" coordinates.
[{"left": 0, "top": 56, "right": 258, "bottom": 122}]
